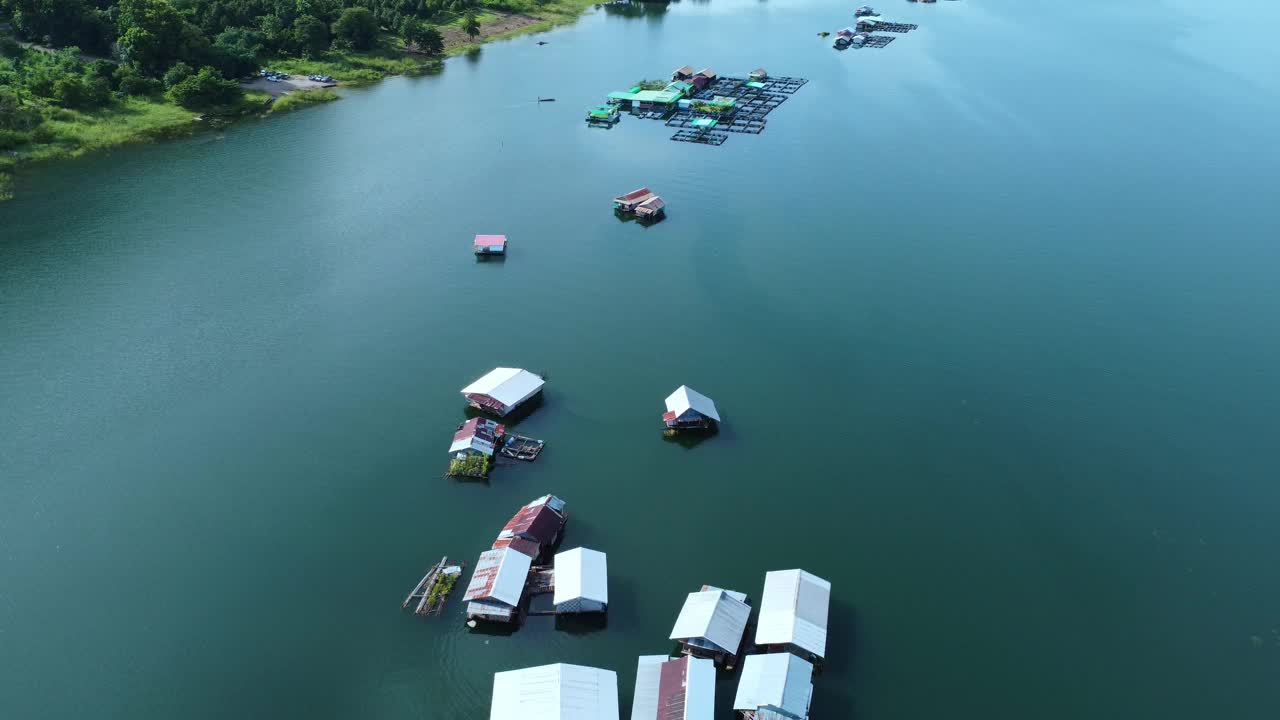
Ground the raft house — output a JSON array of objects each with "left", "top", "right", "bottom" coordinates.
[
  {"left": 474, "top": 234, "right": 506, "bottom": 256},
  {"left": 631, "top": 654, "right": 715, "bottom": 720},
  {"left": 401, "top": 556, "right": 463, "bottom": 616},
  {"left": 463, "top": 494, "right": 568, "bottom": 624},
  {"left": 586, "top": 104, "right": 620, "bottom": 125},
  {"left": 754, "top": 569, "right": 831, "bottom": 669},
  {"left": 669, "top": 585, "right": 752, "bottom": 669},
  {"left": 552, "top": 547, "right": 608, "bottom": 614},
  {"left": 663, "top": 385, "right": 721, "bottom": 432},
  {"left": 490, "top": 663, "right": 620, "bottom": 720},
  {"left": 447, "top": 416, "right": 544, "bottom": 478},
  {"left": 732, "top": 653, "right": 814, "bottom": 720},
  {"left": 461, "top": 367, "right": 545, "bottom": 417},
  {"left": 613, "top": 187, "right": 667, "bottom": 221}
]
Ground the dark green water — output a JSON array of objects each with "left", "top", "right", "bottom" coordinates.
[{"left": 3, "top": 1, "right": 1280, "bottom": 717}]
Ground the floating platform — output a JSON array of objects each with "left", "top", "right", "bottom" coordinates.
[
  {"left": 862, "top": 35, "right": 896, "bottom": 48},
  {"left": 869, "top": 22, "right": 918, "bottom": 33},
  {"left": 500, "top": 434, "right": 545, "bottom": 461},
  {"left": 671, "top": 130, "right": 729, "bottom": 146},
  {"left": 666, "top": 116, "right": 765, "bottom": 134},
  {"left": 402, "top": 557, "right": 465, "bottom": 616}
]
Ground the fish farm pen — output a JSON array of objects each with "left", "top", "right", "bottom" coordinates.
[{"left": 594, "top": 71, "right": 808, "bottom": 147}]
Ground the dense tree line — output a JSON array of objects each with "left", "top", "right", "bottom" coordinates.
[{"left": 1, "top": 0, "right": 463, "bottom": 138}]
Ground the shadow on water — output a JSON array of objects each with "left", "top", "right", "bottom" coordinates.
[
  {"left": 601, "top": 1, "right": 675, "bottom": 21},
  {"left": 814, "top": 596, "right": 859, "bottom": 716},
  {"left": 464, "top": 46, "right": 483, "bottom": 63},
  {"left": 554, "top": 612, "right": 608, "bottom": 635}
]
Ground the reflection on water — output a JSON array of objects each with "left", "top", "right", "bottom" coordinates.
[{"left": 601, "top": 0, "right": 674, "bottom": 20}]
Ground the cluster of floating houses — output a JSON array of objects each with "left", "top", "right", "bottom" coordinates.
[
  {"left": 833, "top": 6, "right": 920, "bottom": 49},
  {"left": 446, "top": 367, "right": 547, "bottom": 478},
  {"left": 485, "top": 568, "right": 833, "bottom": 719},
  {"left": 588, "top": 65, "right": 807, "bottom": 147}
]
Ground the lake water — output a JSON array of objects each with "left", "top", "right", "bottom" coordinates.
[{"left": 3, "top": 1, "right": 1279, "bottom": 718}]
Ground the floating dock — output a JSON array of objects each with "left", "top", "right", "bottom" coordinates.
[
  {"left": 671, "top": 130, "right": 728, "bottom": 146},
  {"left": 500, "top": 434, "right": 545, "bottom": 461}
]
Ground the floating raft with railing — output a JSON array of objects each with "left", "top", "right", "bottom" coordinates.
[
  {"left": 862, "top": 35, "right": 896, "bottom": 48},
  {"left": 500, "top": 434, "right": 545, "bottom": 461},
  {"left": 868, "top": 22, "right": 918, "bottom": 33}
]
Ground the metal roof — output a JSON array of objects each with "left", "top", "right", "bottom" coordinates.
[
  {"left": 553, "top": 547, "right": 608, "bottom": 605},
  {"left": 630, "top": 655, "right": 667, "bottom": 720},
  {"left": 663, "top": 386, "right": 721, "bottom": 422},
  {"left": 656, "top": 656, "right": 715, "bottom": 720},
  {"left": 497, "top": 495, "right": 567, "bottom": 547},
  {"left": 669, "top": 587, "right": 750, "bottom": 656},
  {"left": 462, "top": 547, "right": 532, "bottom": 606},
  {"left": 491, "top": 663, "right": 619, "bottom": 720},
  {"left": 673, "top": 65, "right": 695, "bottom": 76},
  {"left": 616, "top": 187, "right": 654, "bottom": 203},
  {"left": 450, "top": 417, "right": 502, "bottom": 455},
  {"left": 475, "top": 234, "right": 507, "bottom": 247},
  {"left": 732, "top": 653, "right": 813, "bottom": 719},
  {"left": 755, "top": 569, "right": 831, "bottom": 658},
  {"left": 632, "top": 90, "right": 680, "bottom": 103},
  {"left": 491, "top": 536, "right": 542, "bottom": 559},
  {"left": 461, "top": 368, "right": 545, "bottom": 409}
]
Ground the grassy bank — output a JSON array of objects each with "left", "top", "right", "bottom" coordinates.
[{"left": 2, "top": 0, "right": 602, "bottom": 201}]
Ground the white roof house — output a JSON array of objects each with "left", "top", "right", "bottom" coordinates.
[
  {"left": 553, "top": 548, "right": 608, "bottom": 612},
  {"left": 755, "top": 569, "right": 832, "bottom": 660},
  {"left": 732, "top": 653, "right": 813, "bottom": 720},
  {"left": 462, "top": 367, "right": 546, "bottom": 416},
  {"left": 669, "top": 586, "right": 751, "bottom": 657},
  {"left": 663, "top": 386, "right": 721, "bottom": 422},
  {"left": 462, "top": 547, "right": 533, "bottom": 607},
  {"left": 630, "top": 655, "right": 668, "bottom": 720},
  {"left": 490, "top": 663, "right": 619, "bottom": 720}
]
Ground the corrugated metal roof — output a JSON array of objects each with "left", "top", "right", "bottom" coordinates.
[
  {"left": 656, "top": 656, "right": 715, "bottom": 720},
  {"left": 630, "top": 655, "right": 667, "bottom": 720},
  {"left": 673, "top": 65, "right": 695, "bottom": 76},
  {"left": 616, "top": 187, "right": 654, "bottom": 203},
  {"left": 500, "top": 495, "right": 567, "bottom": 546},
  {"left": 755, "top": 569, "right": 831, "bottom": 658},
  {"left": 462, "top": 547, "right": 531, "bottom": 606},
  {"left": 450, "top": 417, "right": 503, "bottom": 455},
  {"left": 490, "top": 663, "right": 619, "bottom": 720},
  {"left": 553, "top": 547, "right": 608, "bottom": 605},
  {"left": 475, "top": 234, "right": 507, "bottom": 247},
  {"left": 669, "top": 588, "right": 750, "bottom": 656},
  {"left": 491, "top": 536, "right": 542, "bottom": 558},
  {"left": 732, "top": 653, "right": 813, "bottom": 719},
  {"left": 461, "top": 368, "right": 545, "bottom": 409},
  {"left": 664, "top": 386, "right": 721, "bottom": 422}
]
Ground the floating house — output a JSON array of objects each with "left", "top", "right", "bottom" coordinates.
[
  {"left": 732, "top": 654, "right": 814, "bottom": 720},
  {"left": 666, "top": 80, "right": 695, "bottom": 98},
  {"left": 450, "top": 417, "right": 505, "bottom": 458},
  {"left": 634, "top": 196, "right": 666, "bottom": 221},
  {"left": 587, "top": 104, "right": 620, "bottom": 124},
  {"left": 749, "top": 68, "right": 768, "bottom": 82},
  {"left": 694, "top": 68, "right": 717, "bottom": 83},
  {"left": 494, "top": 493, "right": 568, "bottom": 559},
  {"left": 855, "top": 5, "right": 877, "bottom": 17},
  {"left": 490, "top": 663, "right": 620, "bottom": 720},
  {"left": 553, "top": 547, "right": 608, "bottom": 614},
  {"left": 462, "top": 546, "right": 533, "bottom": 623},
  {"left": 663, "top": 385, "right": 721, "bottom": 430},
  {"left": 754, "top": 569, "right": 831, "bottom": 667},
  {"left": 669, "top": 585, "right": 752, "bottom": 668},
  {"left": 461, "top": 367, "right": 545, "bottom": 417},
  {"left": 607, "top": 89, "right": 681, "bottom": 112},
  {"left": 474, "top": 234, "right": 507, "bottom": 256},
  {"left": 630, "top": 655, "right": 714, "bottom": 720},
  {"left": 615, "top": 187, "right": 657, "bottom": 214},
  {"left": 856, "top": 17, "right": 879, "bottom": 31},
  {"left": 672, "top": 65, "right": 695, "bottom": 81}
]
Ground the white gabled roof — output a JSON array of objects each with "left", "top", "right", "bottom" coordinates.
[
  {"left": 664, "top": 386, "right": 721, "bottom": 422},
  {"left": 491, "top": 663, "right": 619, "bottom": 720},
  {"left": 462, "top": 547, "right": 532, "bottom": 607},
  {"left": 755, "top": 569, "right": 831, "bottom": 658},
  {"left": 670, "top": 656, "right": 716, "bottom": 720},
  {"left": 669, "top": 588, "right": 750, "bottom": 656},
  {"left": 629, "top": 655, "right": 668, "bottom": 720},
  {"left": 732, "top": 653, "right": 813, "bottom": 719},
  {"left": 462, "top": 367, "right": 545, "bottom": 408},
  {"left": 554, "top": 547, "right": 608, "bottom": 605}
]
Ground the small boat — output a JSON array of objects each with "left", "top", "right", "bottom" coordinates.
[{"left": 538, "top": 97, "right": 556, "bottom": 102}]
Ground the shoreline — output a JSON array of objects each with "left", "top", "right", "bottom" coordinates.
[{"left": 1, "top": 0, "right": 600, "bottom": 202}]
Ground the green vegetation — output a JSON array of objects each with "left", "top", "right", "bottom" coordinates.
[
  {"left": 636, "top": 79, "right": 668, "bottom": 91},
  {"left": 448, "top": 453, "right": 490, "bottom": 478},
  {"left": 427, "top": 571, "right": 458, "bottom": 606},
  {"left": 269, "top": 88, "right": 337, "bottom": 113},
  {"left": 0, "top": 0, "right": 603, "bottom": 198}
]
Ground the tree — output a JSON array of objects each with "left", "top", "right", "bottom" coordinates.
[
  {"left": 331, "top": 7, "right": 377, "bottom": 51},
  {"left": 114, "top": 63, "right": 163, "bottom": 95},
  {"left": 399, "top": 17, "right": 442, "bottom": 56},
  {"left": 166, "top": 65, "right": 243, "bottom": 108},
  {"left": 462, "top": 10, "right": 480, "bottom": 42},
  {"left": 291, "top": 15, "right": 330, "bottom": 57},
  {"left": 162, "top": 61, "right": 193, "bottom": 89},
  {"left": 0, "top": 86, "right": 43, "bottom": 131},
  {"left": 115, "top": 0, "right": 211, "bottom": 76}
]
